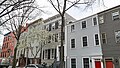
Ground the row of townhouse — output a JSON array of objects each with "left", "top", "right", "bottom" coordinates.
[
  {"left": 66, "top": 5, "right": 120, "bottom": 68},
  {"left": 0, "top": 25, "right": 27, "bottom": 58},
  {"left": 1, "top": 4, "right": 120, "bottom": 68},
  {"left": 0, "top": 32, "right": 15, "bottom": 58},
  {"left": 16, "top": 13, "right": 76, "bottom": 67}
]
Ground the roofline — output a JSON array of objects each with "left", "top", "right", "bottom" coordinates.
[
  {"left": 43, "top": 14, "right": 60, "bottom": 23},
  {"left": 98, "top": 5, "right": 120, "bottom": 14},
  {"left": 67, "top": 5, "right": 120, "bottom": 26}
]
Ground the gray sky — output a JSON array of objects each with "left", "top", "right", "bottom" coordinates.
[{"left": 0, "top": 0, "right": 120, "bottom": 46}]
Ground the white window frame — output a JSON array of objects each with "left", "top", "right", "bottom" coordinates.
[
  {"left": 92, "top": 17, "right": 98, "bottom": 26},
  {"left": 82, "top": 57, "right": 90, "bottom": 68},
  {"left": 112, "top": 11, "right": 120, "bottom": 20},
  {"left": 115, "top": 30, "right": 120, "bottom": 43},
  {"left": 44, "top": 49, "right": 48, "bottom": 59},
  {"left": 50, "top": 49, "right": 55, "bottom": 59},
  {"left": 55, "top": 33, "right": 58, "bottom": 42},
  {"left": 70, "top": 39, "right": 76, "bottom": 48},
  {"left": 82, "top": 36, "right": 88, "bottom": 47},
  {"left": 94, "top": 34, "right": 99, "bottom": 46},
  {"left": 58, "top": 21, "right": 62, "bottom": 28},
  {"left": 52, "top": 23, "right": 55, "bottom": 30},
  {"left": 101, "top": 33, "right": 107, "bottom": 44},
  {"left": 71, "top": 24, "right": 75, "bottom": 32},
  {"left": 99, "top": 16, "right": 104, "bottom": 24},
  {"left": 81, "top": 21, "right": 87, "bottom": 29},
  {"left": 70, "top": 57, "right": 77, "bottom": 68}
]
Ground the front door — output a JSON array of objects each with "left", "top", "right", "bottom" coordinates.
[
  {"left": 95, "top": 61, "right": 101, "bottom": 68},
  {"left": 106, "top": 61, "right": 114, "bottom": 68}
]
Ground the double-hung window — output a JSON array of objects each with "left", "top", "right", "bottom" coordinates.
[
  {"left": 83, "top": 58, "right": 89, "bottom": 68},
  {"left": 115, "top": 30, "right": 120, "bottom": 43},
  {"left": 82, "top": 36, "right": 88, "bottom": 47},
  {"left": 82, "top": 21, "right": 86, "bottom": 28},
  {"left": 93, "top": 17, "right": 97, "bottom": 25},
  {"left": 112, "top": 11, "right": 120, "bottom": 20},
  {"left": 71, "top": 25, "right": 75, "bottom": 32},
  {"left": 101, "top": 33, "right": 107, "bottom": 44},
  {"left": 95, "top": 34, "right": 99, "bottom": 45},
  {"left": 51, "top": 49, "right": 55, "bottom": 59},
  {"left": 71, "top": 58, "right": 76, "bottom": 68},
  {"left": 99, "top": 16, "right": 104, "bottom": 24},
  {"left": 71, "top": 39, "right": 75, "bottom": 48}
]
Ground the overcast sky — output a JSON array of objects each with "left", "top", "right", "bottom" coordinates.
[{"left": 0, "top": 0, "right": 120, "bottom": 46}]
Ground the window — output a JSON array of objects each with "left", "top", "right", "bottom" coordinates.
[
  {"left": 48, "top": 36, "right": 51, "bottom": 43},
  {"left": 93, "top": 17, "right": 97, "bottom": 25},
  {"left": 71, "top": 25, "right": 75, "bottom": 32},
  {"left": 46, "top": 25, "right": 49, "bottom": 31},
  {"left": 99, "top": 16, "right": 104, "bottom": 24},
  {"left": 58, "top": 21, "right": 62, "bottom": 28},
  {"left": 55, "top": 33, "right": 58, "bottom": 42},
  {"left": 71, "top": 39, "right": 75, "bottom": 48},
  {"left": 55, "top": 21, "right": 59, "bottom": 29},
  {"left": 101, "top": 33, "right": 107, "bottom": 44},
  {"left": 45, "top": 49, "right": 48, "bottom": 59},
  {"left": 71, "top": 58, "right": 76, "bottom": 68},
  {"left": 83, "top": 58, "right": 89, "bottom": 68},
  {"left": 58, "top": 32, "right": 61, "bottom": 41},
  {"left": 51, "top": 49, "right": 55, "bottom": 59},
  {"left": 52, "top": 23, "right": 55, "bottom": 30},
  {"left": 82, "top": 36, "right": 88, "bottom": 47},
  {"left": 48, "top": 24, "right": 52, "bottom": 31},
  {"left": 95, "top": 34, "right": 99, "bottom": 45},
  {"left": 115, "top": 30, "right": 120, "bottom": 43},
  {"left": 82, "top": 21, "right": 86, "bottom": 28},
  {"left": 112, "top": 11, "right": 119, "bottom": 20}
]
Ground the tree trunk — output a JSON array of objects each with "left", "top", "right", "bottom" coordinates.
[
  {"left": 12, "top": 41, "right": 19, "bottom": 68},
  {"left": 60, "top": 15, "right": 65, "bottom": 68}
]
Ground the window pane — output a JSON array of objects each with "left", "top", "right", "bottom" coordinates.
[
  {"left": 93, "top": 17, "right": 97, "bottom": 25},
  {"left": 99, "top": 16, "right": 104, "bottom": 24},
  {"left": 115, "top": 31, "right": 120, "bottom": 43},
  {"left": 83, "top": 36, "right": 87, "bottom": 47},
  {"left": 82, "top": 21, "right": 86, "bottom": 28},
  {"left": 83, "top": 58, "right": 89, "bottom": 68},
  {"left": 112, "top": 11, "right": 119, "bottom": 20},
  {"left": 71, "top": 39, "right": 75, "bottom": 48},
  {"left": 102, "top": 33, "right": 107, "bottom": 44},
  {"left": 95, "top": 34, "right": 99, "bottom": 45},
  {"left": 71, "top": 25, "right": 75, "bottom": 32},
  {"left": 55, "top": 21, "right": 59, "bottom": 29},
  {"left": 71, "top": 58, "right": 76, "bottom": 68}
]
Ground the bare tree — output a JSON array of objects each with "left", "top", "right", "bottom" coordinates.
[
  {"left": 0, "top": 0, "right": 36, "bottom": 26},
  {"left": 1, "top": 0, "right": 43, "bottom": 68},
  {"left": 47, "top": 0, "right": 105, "bottom": 68}
]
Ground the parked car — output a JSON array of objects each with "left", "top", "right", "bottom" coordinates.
[{"left": 25, "top": 64, "right": 44, "bottom": 68}]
